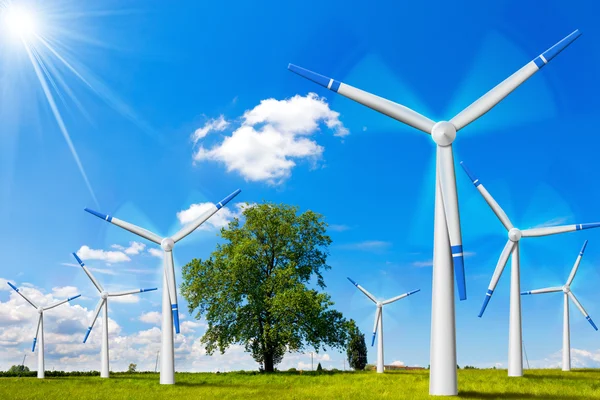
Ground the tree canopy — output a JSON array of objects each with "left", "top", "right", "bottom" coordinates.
[
  {"left": 346, "top": 319, "right": 367, "bottom": 371},
  {"left": 181, "top": 202, "right": 350, "bottom": 372}
]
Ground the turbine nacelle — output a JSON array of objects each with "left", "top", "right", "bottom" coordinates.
[
  {"left": 508, "top": 228, "right": 522, "bottom": 242},
  {"left": 161, "top": 238, "right": 175, "bottom": 252},
  {"left": 431, "top": 121, "right": 457, "bottom": 147}
]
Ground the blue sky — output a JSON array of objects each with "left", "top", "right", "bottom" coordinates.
[{"left": 1, "top": 0, "right": 600, "bottom": 372}]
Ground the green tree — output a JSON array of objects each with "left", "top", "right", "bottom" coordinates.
[
  {"left": 316, "top": 362, "right": 323, "bottom": 372},
  {"left": 181, "top": 202, "right": 349, "bottom": 372},
  {"left": 8, "top": 365, "right": 29, "bottom": 373},
  {"left": 346, "top": 319, "right": 367, "bottom": 371},
  {"left": 127, "top": 363, "right": 136, "bottom": 373}
]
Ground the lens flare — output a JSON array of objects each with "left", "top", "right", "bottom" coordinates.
[{"left": 3, "top": 5, "right": 38, "bottom": 38}]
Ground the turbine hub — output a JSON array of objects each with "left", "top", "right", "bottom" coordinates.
[
  {"left": 37, "top": 308, "right": 43, "bottom": 314},
  {"left": 431, "top": 121, "right": 456, "bottom": 147},
  {"left": 377, "top": 302, "right": 382, "bottom": 308},
  {"left": 161, "top": 238, "right": 175, "bottom": 252},
  {"left": 563, "top": 286, "right": 570, "bottom": 293},
  {"left": 508, "top": 228, "right": 522, "bottom": 242},
  {"left": 101, "top": 291, "right": 108, "bottom": 299}
]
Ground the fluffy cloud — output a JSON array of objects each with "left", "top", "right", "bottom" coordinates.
[
  {"left": 192, "top": 93, "right": 348, "bottom": 185},
  {"left": 176, "top": 202, "right": 246, "bottom": 231},
  {"left": 77, "top": 245, "right": 131, "bottom": 263},
  {"left": 139, "top": 311, "right": 161, "bottom": 325},
  {"left": 192, "top": 115, "right": 229, "bottom": 143},
  {"left": 391, "top": 360, "right": 405, "bottom": 366},
  {"left": 111, "top": 241, "right": 146, "bottom": 255},
  {"left": 51, "top": 286, "right": 80, "bottom": 299}
]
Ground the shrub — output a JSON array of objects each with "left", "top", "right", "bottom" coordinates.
[{"left": 316, "top": 363, "right": 323, "bottom": 372}]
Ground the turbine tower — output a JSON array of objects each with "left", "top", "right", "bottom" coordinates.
[
  {"left": 84, "top": 188, "right": 241, "bottom": 384},
  {"left": 347, "top": 277, "right": 419, "bottom": 374},
  {"left": 73, "top": 253, "right": 157, "bottom": 378},
  {"left": 460, "top": 162, "right": 600, "bottom": 377},
  {"left": 7, "top": 282, "right": 81, "bottom": 379},
  {"left": 521, "top": 240, "right": 598, "bottom": 371},
  {"left": 289, "top": 30, "right": 580, "bottom": 395}
]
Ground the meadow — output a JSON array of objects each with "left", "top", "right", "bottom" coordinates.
[{"left": 0, "top": 369, "right": 599, "bottom": 399}]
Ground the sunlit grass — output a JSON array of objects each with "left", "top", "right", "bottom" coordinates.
[{"left": 1, "top": 369, "right": 599, "bottom": 399}]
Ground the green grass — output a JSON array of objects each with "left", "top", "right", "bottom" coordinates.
[{"left": 1, "top": 369, "right": 599, "bottom": 399}]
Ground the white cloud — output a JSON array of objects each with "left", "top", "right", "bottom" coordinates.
[
  {"left": 412, "top": 251, "right": 476, "bottom": 268},
  {"left": 139, "top": 311, "right": 161, "bottom": 325},
  {"left": 530, "top": 217, "right": 570, "bottom": 229},
  {"left": 77, "top": 245, "right": 131, "bottom": 263},
  {"left": 61, "top": 263, "right": 118, "bottom": 276},
  {"left": 192, "top": 115, "right": 229, "bottom": 143},
  {"left": 124, "top": 242, "right": 146, "bottom": 255},
  {"left": 148, "top": 248, "right": 163, "bottom": 258},
  {"left": 0, "top": 278, "right": 10, "bottom": 291},
  {"left": 529, "top": 348, "right": 600, "bottom": 369},
  {"left": 391, "top": 360, "right": 405, "bottom": 366},
  {"left": 329, "top": 224, "right": 350, "bottom": 232},
  {"left": 176, "top": 202, "right": 249, "bottom": 232},
  {"left": 193, "top": 93, "right": 348, "bottom": 184},
  {"left": 51, "top": 286, "right": 80, "bottom": 299},
  {"left": 339, "top": 241, "right": 392, "bottom": 252}
]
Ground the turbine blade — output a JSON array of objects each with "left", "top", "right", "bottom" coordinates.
[
  {"left": 522, "top": 223, "right": 600, "bottom": 237},
  {"left": 165, "top": 251, "right": 180, "bottom": 334},
  {"left": 371, "top": 307, "right": 382, "bottom": 347},
  {"left": 84, "top": 208, "right": 162, "bottom": 244},
  {"left": 347, "top": 277, "right": 377, "bottom": 303},
  {"left": 460, "top": 161, "right": 513, "bottom": 230},
  {"left": 450, "top": 30, "right": 581, "bottom": 131},
  {"left": 44, "top": 294, "right": 81, "bottom": 311},
  {"left": 438, "top": 146, "right": 466, "bottom": 300},
  {"left": 72, "top": 253, "right": 104, "bottom": 292},
  {"left": 381, "top": 289, "right": 420, "bottom": 305},
  {"left": 32, "top": 314, "right": 42, "bottom": 352},
  {"left": 566, "top": 240, "right": 588, "bottom": 286},
  {"left": 521, "top": 287, "right": 563, "bottom": 295},
  {"left": 171, "top": 189, "right": 241, "bottom": 243},
  {"left": 7, "top": 282, "right": 38, "bottom": 309},
  {"left": 288, "top": 64, "right": 436, "bottom": 134},
  {"left": 479, "top": 239, "right": 515, "bottom": 317},
  {"left": 83, "top": 299, "right": 105, "bottom": 343},
  {"left": 108, "top": 288, "right": 157, "bottom": 297},
  {"left": 568, "top": 292, "right": 598, "bottom": 331}
]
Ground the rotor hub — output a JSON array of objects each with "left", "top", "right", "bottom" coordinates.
[
  {"left": 376, "top": 302, "right": 382, "bottom": 308},
  {"left": 508, "top": 228, "right": 522, "bottom": 242},
  {"left": 37, "top": 308, "right": 43, "bottom": 314},
  {"left": 161, "top": 238, "right": 174, "bottom": 252},
  {"left": 431, "top": 121, "right": 456, "bottom": 147},
  {"left": 563, "top": 286, "right": 570, "bottom": 293},
  {"left": 101, "top": 291, "right": 108, "bottom": 299}
]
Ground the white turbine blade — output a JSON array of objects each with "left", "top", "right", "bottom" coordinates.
[
  {"left": 460, "top": 162, "right": 513, "bottom": 231},
  {"left": 84, "top": 208, "right": 162, "bottom": 244},
  {"left": 72, "top": 253, "right": 103, "bottom": 292},
  {"left": 7, "top": 282, "right": 38, "bottom": 309},
  {"left": 382, "top": 289, "right": 420, "bottom": 305},
  {"left": 450, "top": 30, "right": 581, "bottom": 131},
  {"left": 522, "top": 223, "right": 600, "bottom": 237},
  {"left": 437, "top": 146, "right": 466, "bottom": 301},
  {"left": 521, "top": 287, "right": 563, "bottom": 295},
  {"left": 479, "top": 239, "right": 515, "bottom": 317},
  {"left": 347, "top": 277, "right": 377, "bottom": 303},
  {"left": 566, "top": 240, "right": 588, "bottom": 286},
  {"left": 568, "top": 292, "right": 598, "bottom": 331},
  {"left": 165, "top": 251, "right": 180, "bottom": 334},
  {"left": 108, "top": 287, "right": 157, "bottom": 297},
  {"left": 32, "top": 314, "right": 42, "bottom": 352},
  {"left": 371, "top": 307, "right": 382, "bottom": 347},
  {"left": 171, "top": 189, "right": 241, "bottom": 243},
  {"left": 44, "top": 294, "right": 81, "bottom": 311},
  {"left": 83, "top": 299, "right": 105, "bottom": 343},
  {"left": 288, "top": 64, "right": 436, "bottom": 134}
]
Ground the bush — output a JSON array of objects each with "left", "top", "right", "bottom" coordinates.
[
  {"left": 287, "top": 368, "right": 297, "bottom": 373},
  {"left": 365, "top": 364, "right": 376, "bottom": 371},
  {"left": 127, "top": 363, "right": 137, "bottom": 373},
  {"left": 346, "top": 320, "right": 368, "bottom": 371}
]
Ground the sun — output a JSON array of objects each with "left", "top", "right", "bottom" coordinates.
[{"left": 3, "top": 4, "right": 38, "bottom": 39}]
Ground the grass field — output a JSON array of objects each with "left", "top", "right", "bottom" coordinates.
[{"left": 1, "top": 369, "right": 599, "bottom": 399}]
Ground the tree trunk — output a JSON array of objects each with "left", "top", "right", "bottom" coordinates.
[{"left": 263, "top": 352, "right": 274, "bottom": 372}]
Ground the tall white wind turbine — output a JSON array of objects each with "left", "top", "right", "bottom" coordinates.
[
  {"left": 84, "top": 188, "right": 241, "bottom": 384},
  {"left": 521, "top": 240, "right": 598, "bottom": 371},
  {"left": 289, "top": 30, "right": 581, "bottom": 395},
  {"left": 347, "top": 277, "right": 419, "bottom": 374},
  {"left": 6, "top": 282, "right": 81, "bottom": 379},
  {"left": 72, "top": 253, "right": 157, "bottom": 378},
  {"left": 460, "top": 162, "right": 600, "bottom": 377}
]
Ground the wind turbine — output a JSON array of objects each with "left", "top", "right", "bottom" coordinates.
[
  {"left": 289, "top": 30, "right": 581, "bottom": 395},
  {"left": 72, "top": 253, "right": 157, "bottom": 378},
  {"left": 460, "top": 162, "right": 600, "bottom": 377},
  {"left": 521, "top": 240, "right": 598, "bottom": 371},
  {"left": 83, "top": 188, "right": 241, "bottom": 384},
  {"left": 6, "top": 281, "right": 81, "bottom": 379},
  {"left": 347, "top": 277, "right": 419, "bottom": 374}
]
